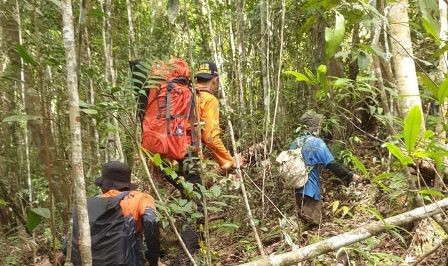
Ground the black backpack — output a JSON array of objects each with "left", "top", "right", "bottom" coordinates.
[{"left": 70, "top": 191, "right": 144, "bottom": 266}]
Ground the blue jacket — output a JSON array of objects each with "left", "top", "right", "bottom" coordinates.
[{"left": 290, "top": 135, "right": 334, "bottom": 201}]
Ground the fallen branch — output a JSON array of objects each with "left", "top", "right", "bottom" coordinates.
[{"left": 240, "top": 197, "right": 448, "bottom": 266}]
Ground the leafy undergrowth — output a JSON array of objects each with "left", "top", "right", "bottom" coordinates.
[
  {"left": 204, "top": 172, "right": 448, "bottom": 266},
  {"left": 3, "top": 154, "right": 448, "bottom": 266}
]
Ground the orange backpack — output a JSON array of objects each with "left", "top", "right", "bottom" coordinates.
[{"left": 141, "top": 58, "right": 198, "bottom": 161}]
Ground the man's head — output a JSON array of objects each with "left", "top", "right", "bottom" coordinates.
[
  {"left": 300, "top": 110, "right": 324, "bottom": 135},
  {"left": 195, "top": 61, "right": 219, "bottom": 93},
  {"left": 94, "top": 161, "right": 138, "bottom": 192}
]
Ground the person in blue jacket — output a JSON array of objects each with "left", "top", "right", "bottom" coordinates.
[{"left": 290, "top": 110, "right": 361, "bottom": 225}]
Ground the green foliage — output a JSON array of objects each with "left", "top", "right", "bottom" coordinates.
[
  {"left": 2, "top": 114, "right": 42, "bottom": 123},
  {"left": 325, "top": 11, "right": 345, "bottom": 60},
  {"left": 418, "top": 72, "right": 438, "bottom": 98},
  {"left": 15, "top": 44, "right": 37, "bottom": 66},
  {"left": 329, "top": 200, "right": 352, "bottom": 218},
  {"left": 27, "top": 207, "right": 50, "bottom": 232},
  {"left": 350, "top": 155, "right": 367, "bottom": 176},
  {"left": 437, "top": 76, "right": 448, "bottom": 102},
  {"left": 403, "top": 105, "right": 422, "bottom": 154},
  {"left": 418, "top": 0, "right": 440, "bottom": 43},
  {"left": 368, "top": 208, "right": 385, "bottom": 224}
]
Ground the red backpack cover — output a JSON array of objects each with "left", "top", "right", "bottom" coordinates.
[{"left": 142, "top": 58, "right": 197, "bottom": 161}]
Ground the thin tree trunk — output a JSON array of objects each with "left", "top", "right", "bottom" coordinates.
[
  {"left": 101, "top": 0, "right": 125, "bottom": 162},
  {"left": 260, "top": 0, "right": 270, "bottom": 218},
  {"left": 15, "top": 0, "right": 32, "bottom": 209},
  {"left": 241, "top": 197, "right": 448, "bottom": 266},
  {"left": 388, "top": 0, "right": 425, "bottom": 125},
  {"left": 15, "top": 2, "right": 35, "bottom": 260},
  {"left": 62, "top": 0, "right": 92, "bottom": 264},
  {"left": 269, "top": 0, "right": 285, "bottom": 154},
  {"left": 203, "top": 0, "right": 266, "bottom": 256},
  {"left": 33, "top": 0, "right": 57, "bottom": 262},
  {"left": 126, "top": 0, "right": 138, "bottom": 59},
  {"left": 85, "top": 28, "right": 101, "bottom": 174},
  {"left": 436, "top": 0, "right": 448, "bottom": 188},
  {"left": 236, "top": 0, "right": 246, "bottom": 117},
  {"left": 371, "top": 5, "right": 394, "bottom": 135}
]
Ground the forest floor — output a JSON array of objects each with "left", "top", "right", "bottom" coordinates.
[{"left": 205, "top": 176, "right": 448, "bottom": 266}]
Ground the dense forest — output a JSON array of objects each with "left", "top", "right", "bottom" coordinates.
[{"left": 1, "top": 0, "right": 448, "bottom": 265}]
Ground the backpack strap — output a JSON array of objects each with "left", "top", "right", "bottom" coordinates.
[
  {"left": 166, "top": 81, "right": 173, "bottom": 135},
  {"left": 188, "top": 82, "right": 199, "bottom": 148},
  {"left": 165, "top": 77, "right": 190, "bottom": 136}
]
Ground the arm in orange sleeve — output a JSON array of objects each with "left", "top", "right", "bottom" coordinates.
[{"left": 200, "top": 94, "right": 234, "bottom": 169}]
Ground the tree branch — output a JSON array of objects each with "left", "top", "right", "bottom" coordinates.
[{"left": 241, "top": 197, "right": 448, "bottom": 266}]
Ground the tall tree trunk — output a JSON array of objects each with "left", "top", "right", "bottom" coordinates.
[
  {"left": 269, "top": 0, "right": 285, "bottom": 154},
  {"left": 436, "top": 0, "right": 448, "bottom": 187},
  {"left": 126, "top": 0, "right": 138, "bottom": 59},
  {"left": 62, "top": 0, "right": 92, "bottom": 264},
  {"left": 236, "top": 0, "right": 246, "bottom": 117},
  {"left": 85, "top": 28, "right": 101, "bottom": 174},
  {"left": 388, "top": 0, "right": 425, "bottom": 125},
  {"left": 33, "top": 0, "right": 57, "bottom": 261},
  {"left": 102, "top": 0, "right": 124, "bottom": 162},
  {"left": 15, "top": 0, "right": 32, "bottom": 208}
]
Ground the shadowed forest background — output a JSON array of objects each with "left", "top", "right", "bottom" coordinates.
[{"left": 1, "top": 0, "right": 448, "bottom": 265}]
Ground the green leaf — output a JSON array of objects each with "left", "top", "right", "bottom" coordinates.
[
  {"left": 2, "top": 114, "right": 41, "bottom": 123},
  {"left": 31, "top": 207, "right": 50, "bottom": 218},
  {"left": 284, "top": 70, "right": 312, "bottom": 84},
  {"left": 90, "top": 8, "right": 106, "bottom": 18},
  {"left": 385, "top": 143, "right": 414, "bottom": 165},
  {"left": 219, "top": 223, "right": 239, "bottom": 229},
  {"left": 433, "top": 43, "right": 448, "bottom": 58},
  {"left": 368, "top": 208, "right": 385, "bottom": 224},
  {"left": 167, "top": 0, "right": 179, "bottom": 24},
  {"left": 403, "top": 105, "right": 422, "bottom": 153},
  {"left": 358, "top": 51, "right": 371, "bottom": 72},
  {"left": 418, "top": 0, "right": 440, "bottom": 42},
  {"left": 418, "top": 72, "right": 438, "bottom": 98},
  {"left": 438, "top": 77, "right": 448, "bottom": 102},
  {"left": 422, "top": 18, "right": 440, "bottom": 44},
  {"left": 152, "top": 153, "right": 162, "bottom": 167},
  {"left": 27, "top": 207, "right": 50, "bottom": 232},
  {"left": 418, "top": 188, "right": 444, "bottom": 198},
  {"left": 423, "top": 130, "right": 435, "bottom": 139},
  {"left": 182, "top": 182, "right": 194, "bottom": 194},
  {"left": 191, "top": 212, "right": 203, "bottom": 219},
  {"left": 0, "top": 199, "right": 8, "bottom": 206},
  {"left": 80, "top": 108, "right": 98, "bottom": 115},
  {"left": 350, "top": 155, "right": 367, "bottom": 176},
  {"left": 78, "top": 100, "right": 89, "bottom": 108},
  {"left": 333, "top": 78, "right": 352, "bottom": 88},
  {"left": 27, "top": 211, "right": 43, "bottom": 232},
  {"left": 331, "top": 200, "right": 340, "bottom": 214},
  {"left": 210, "top": 186, "right": 221, "bottom": 197},
  {"left": 325, "top": 12, "right": 345, "bottom": 59},
  {"left": 15, "top": 44, "right": 37, "bottom": 66},
  {"left": 373, "top": 172, "right": 394, "bottom": 183}
]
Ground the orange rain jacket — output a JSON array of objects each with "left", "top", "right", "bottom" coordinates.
[
  {"left": 102, "top": 189, "right": 156, "bottom": 232},
  {"left": 197, "top": 89, "right": 234, "bottom": 169}
]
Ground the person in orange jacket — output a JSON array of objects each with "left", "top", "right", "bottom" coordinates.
[
  {"left": 130, "top": 59, "right": 237, "bottom": 265},
  {"left": 195, "top": 61, "right": 235, "bottom": 170}
]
